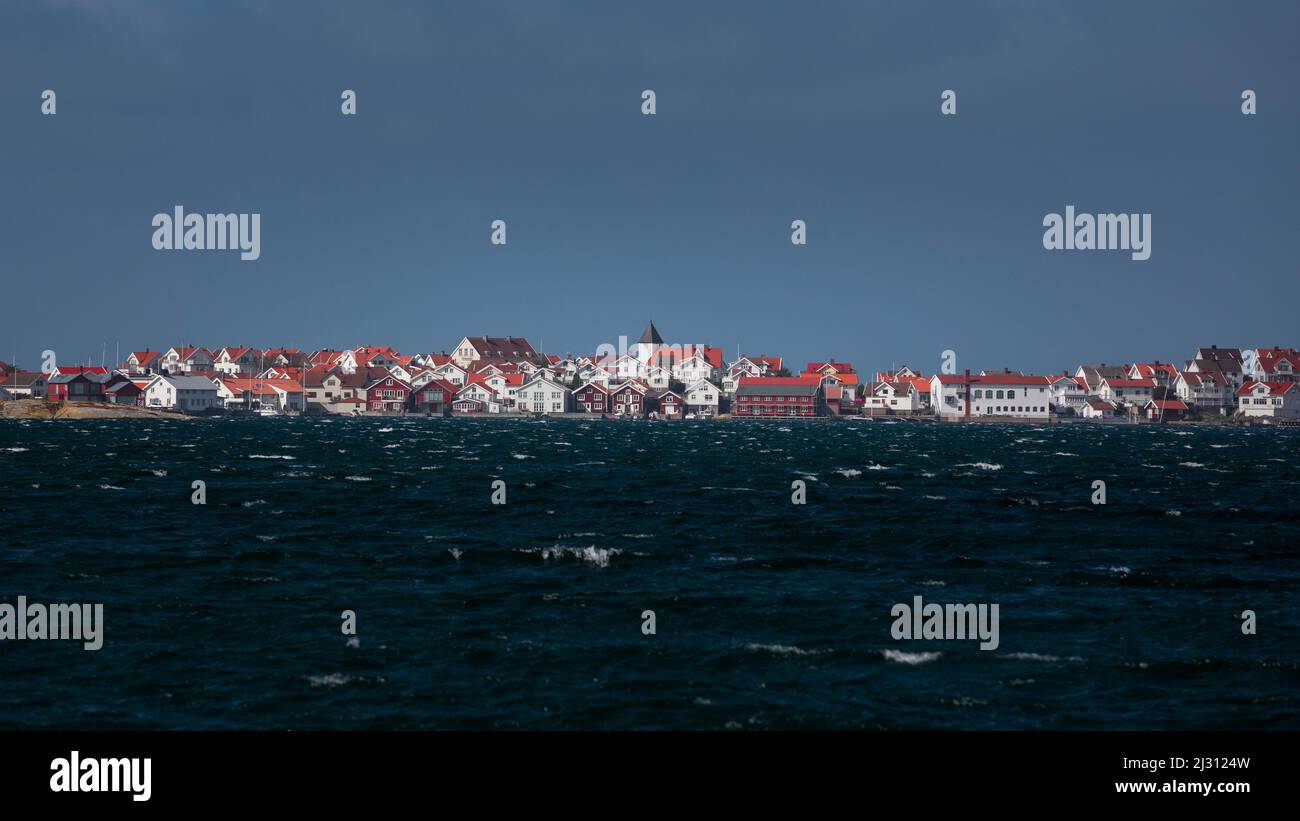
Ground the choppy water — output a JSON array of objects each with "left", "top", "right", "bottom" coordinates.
[{"left": 1, "top": 417, "right": 1297, "bottom": 729}]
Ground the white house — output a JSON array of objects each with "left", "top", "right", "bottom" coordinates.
[
  {"left": 671, "top": 351, "right": 719, "bottom": 385},
  {"left": 160, "top": 346, "right": 215, "bottom": 374},
  {"left": 214, "top": 347, "right": 258, "bottom": 375},
  {"left": 1128, "top": 362, "right": 1178, "bottom": 388},
  {"left": 1255, "top": 348, "right": 1299, "bottom": 383},
  {"left": 429, "top": 361, "right": 468, "bottom": 387},
  {"left": 931, "top": 373, "right": 1052, "bottom": 420},
  {"left": 644, "top": 364, "right": 673, "bottom": 391},
  {"left": 684, "top": 379, "right": 720, "bottom": 417},
  {"left": 454, "top": 381, "right": 498, "bottom": 413},
  {"left": 1097, "top": 377, "right": 1155, "bottom": 407},
  {"left": 863, "top": 380, "right": 919, "bottom": 413},
  {"left": 615, "top": 353, "right": 644, "bottom": 381},
  {"left": 1186, "top": 347, "right": 1245, "bottom": 389},
  {"left": 450, "top": 336, "right": 540, "bottom": 369},
  {"left": 1046, "top": 375, "right": 1088, "bottom": 413},
  {"left": 516, "top": 374, "right": 570, "bottom": 414},
  {"left": 143, "top": 375, "right": 220, "bottom": 413},
  {"left": 1237, "top": 381, "right": 1300, "bottom": 419},
  {"left": 1081, "top": 399, "right": 1117, "bottom": 419},
  {"left": 310, "top": 349, "right": 359, "bottom": 374},
  {"left": 1173, "top": 370, "right": 1232, "bottom": 414},
  {"left": 124, "top": 350, "right": 162, "bottom": 374}
]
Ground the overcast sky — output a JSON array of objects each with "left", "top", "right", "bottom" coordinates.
[{"left": 1, "top": 1, "right": 1295, "bottom": 374}]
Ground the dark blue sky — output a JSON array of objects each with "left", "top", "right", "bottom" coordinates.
[{"left": 2, "top": 1, "right": 1295, "bottom": 374}]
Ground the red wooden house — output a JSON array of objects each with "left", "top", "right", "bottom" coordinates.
[
  {"left": 610, "top": 381, "right": 648, "bottom": 416},
  {"left": 653, "top": 390, "right": 684, "bottom": 418},
  {"left": 47, "top": 370, "right": 108, "bottom": 402},
  {"left": 411, "top": 378, "right": 458, "bottom": 415},
  {"left": 573, "top": 382, "right": 611, "bottom": 414},
  {"left": 363, "top": 368, "right": 411, "bottom": 413}
]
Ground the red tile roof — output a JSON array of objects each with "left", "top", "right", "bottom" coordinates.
[{"left": 1237, "top": 380, "right": 1298, "bottom": 397}]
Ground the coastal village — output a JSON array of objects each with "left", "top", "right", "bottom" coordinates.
[{"left": 1, "top": 323, "right": 1297, "bottom": 423}]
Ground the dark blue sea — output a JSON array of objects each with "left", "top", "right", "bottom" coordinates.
[{"left": 1, "top": 417, "right": 1296, "bottom": 729}]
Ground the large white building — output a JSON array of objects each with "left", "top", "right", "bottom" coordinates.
[{"left": 931, "top": 373, "right": 1052, "bottom": 420}]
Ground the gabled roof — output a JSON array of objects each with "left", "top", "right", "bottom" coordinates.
[
  {"left": 1132, "top": 362, "right": 1178, "bottom": 379},
  {"left": 1145, "top": 399, "right": 1188, "bottom": 410},
  {"left": 361, "top": 367, "right": 410, "bottom": 391},
  {"left": 611, "top": 379, "right": 649, "bottom": 394},
  {"left": 807, "top": 361, "right": 854, "bottom": 374},
  {"left": 1238, "top": 380, "right": 1298, "bottom": 397},
  {"left": 1259, "top": 348, "right": 1300, "bottom": 373},
  {"left": 461, "top": 336, "right": 540, "bottom": 361},
  {"left": 53, "top": 365, "right": 108, "bottom": 376},
  {"left": 1177, "top": 370, "right": 1227, "bottom": 387},
  {"left": 1195, "top": 347, "right": 1243, "bottom": 363}
]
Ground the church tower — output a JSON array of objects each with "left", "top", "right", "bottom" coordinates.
[{"left": 636, "top": 321, "right": 664, "bottom": 364}]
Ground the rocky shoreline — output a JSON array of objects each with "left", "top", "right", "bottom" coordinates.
[{"left": 0, "top": 400, "right": 190, "bottom": 420}]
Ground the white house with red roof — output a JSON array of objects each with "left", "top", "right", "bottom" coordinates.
[
  {"left": 723, "top": 356, "right": 779, "bottom": 395},
  {"left": 124, "top": 349, "right": 161, "bottom": 374},
  {"left": 215, "top": 377, "right": 304, "bottom": 412},
  {"left": 1237, "top": 380, "right": 1300, "bottom": 419},
  {"left": 1128, "top": 362, "right": 1178, "bottom": 387},
  {"left": 160, "top": 346, "right": 215, "bottom": 374},
  {"left": 1047, "top": 374, "right": 1088, "bottom": 413},
  {"left": 1097, "top": 377, "right": 1155, "bottom": 407},
  {"left": 1253, "top": 347, "right": 1299, "bottom": 383},
  {"left": 1081, "top": 399, "right": 1118, "bottom": 419},
  {"left": 427, "top": 360, "right": 468, "bottom": 387},
  {"left": 309, "top": 349, "right": 359, "bottom": 374},
  {"left": 214, "top": 347, "right": 259, "bottom": 375}
]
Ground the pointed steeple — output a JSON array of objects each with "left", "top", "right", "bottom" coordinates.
[{"left": 638, "top": 321, "right": 664, "bottom": 345}]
